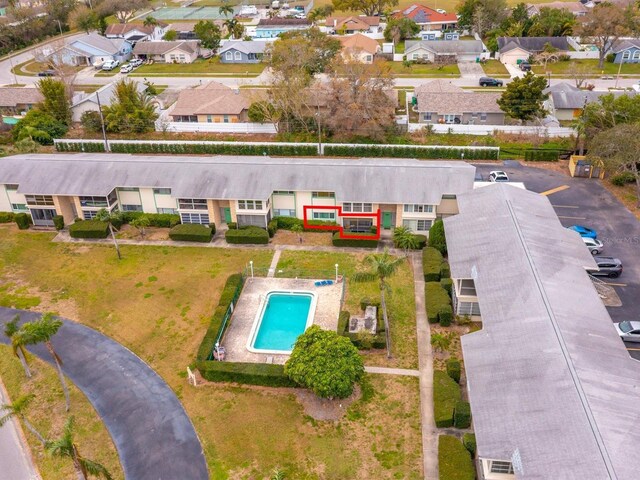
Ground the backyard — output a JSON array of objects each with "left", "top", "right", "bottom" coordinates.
[
  {"left": 0, "top": 226, "right": 423, "bottom": 479},
  {"left": 132, "top": 57, "right": 266, "bottom": 76}
]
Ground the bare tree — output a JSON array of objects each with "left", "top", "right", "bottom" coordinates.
[
  {"left": 569, "top": 61, "right": 596, "bottom": 88},
  {"left": 575, "top": 3, "right": 631, "bottom": 69},
  {"left": 97, "top": 0, "right": 147, "bottom": 24}
]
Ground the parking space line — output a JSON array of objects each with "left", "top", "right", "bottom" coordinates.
[
  {"left": 626, "top": 347, "right": 640, "bottom": 351},
  {"left": 557, "top": 215, "right": 587, "bottom": 220},
  {"left": 552, "top": 205, "right": 580, "bottom": 209},
  {"left": 601, "top": 282, "right": 627, "bottom": 287},
  {"left": 540, "top": 185, "right": 570, "bottom": 196}
]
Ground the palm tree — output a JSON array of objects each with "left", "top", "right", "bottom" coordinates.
[
  {"left": 95, "top": 208, "right": 122, "bottom": 260},
  {"left": 353, "top": 249, "right": 404, "bottom": 358},
  {"left": 46, "top": 416, "right": 113, "bottom": 480},
  {"left": 0, "top": 394, "right": 47, "bottom": 445},
  {"left": 22, "top": 313, "right": 70, "bottom": 412},
  {"left": 392, "top": 226, "right": 418, "bottom": 255},
  {"left": 430, "top": 332, "right": 452, "bottom": 353},
  {"left": 230, "top": 22, "right": 245, "bottom": 40},
  {"left": 5, "top": 315, "right": 32, "bottom": 378},
  {"left": 224, "top": 17, "right": 239, "bottom": 37},
  {"left": 219, "top": 2, "right": 234, "bottom": 19},
  {"left": 291, "top": 223, "right": 303, "bottom": 243},
  {"left": 130, "top": 214, "right": 150, "bottom": 239},
  {"left": 143, "top": 16, "right": 158, "bottom": 28}
]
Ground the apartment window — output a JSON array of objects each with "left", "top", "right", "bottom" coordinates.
[
  {"left": 634, "top": 51, "right": 640, "bottom": 60},
  {"left": 442, "top": 194, "right": 456, "bottom": 199},
  {"left": 342, "top": 202, "right": 373, "bottom": 213},
  {"left": 79, "top": 196, "right": 109, "bottom": 208},
  {"left": 459, "top": 279, "right": 477, "bottom": 296},
  {"left": 312, "top": 192, "right": 335, "bottom": 198},
  {"left": 237, "top": 200, "right": 263, "bottom": 210},
  {"left": 490, "top": 461, "right": 514, "bottom": 474},
  {"left": 623, "top": 51, "right": 631, "bottom": 60},
  {"left": 5, "top": 184, "right": 18, "bottom": 191},
  {"left": 273, "top": 191, "right": 294, "bottom": 195},
  {"left": 175, "top": 115, "right": 197, "bottom": 122},
  {"left": 274, "top": 209, "right": 296, "bottom": 217},
  {"left": 121, "top": 204, "right": 143, "bottom": 212},
  {"left": 402, "top": 219, "right": 432, "bottom": 232},
  {"left": 153, "top": 188, "right": 171, "bottom": 195},
  {"left": 457, "top": 301, "right": 481, "bottom": 316},
  {"left": 479, "top": 112, "right": 487, "bottom": 121},
  {"left": 234, "top": 51, "right": 242, "bottom": 60},
  {"left": 313, "top": 212, "right": 335, "bottom": 220},
  {"left": 225, "top": 51, "right": 233, "bottom": 61},
  {"left": 178, "top": 198, "right": 208, "bottom": 210},
  {"left": 119, "top": 187, "right": 139, "bottom": 192},
  {"left": 83, "top": 210, "right": 98, "bottom": 220},
  {"left": 423, "top": 112, "right": 432, "bottom": 121},
  {"left": 223, "top": 115, "right": 230, "bottom": 123},
  {"left": 180, "top": 212, "right": 210, "bottom": 224},
  {"left": 11, "top": 203, "right": 27, "bottom": 211},
  {"left": 25, "top": 195, "right": 54, "bottom": 206},
  {"left": 207, "top": 115, "right": 212, "bottom": 123},
  {"left": 157, "top": 208, "right": 178, "bottom": 214},
  {"left": 344, "top": 218, "right": 372, "bottom": 232},
  {"left": 403, "top": 204, "right": 433, "bottom": 213}
]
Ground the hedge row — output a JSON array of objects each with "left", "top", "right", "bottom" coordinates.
[
  {"left": 14, "top": 213, "right": 31, "bottom": 230},
  {"left": 337, "top": 310, "right": 386, "bottom": 350},
  {"left": 169, "top": 223, "right": 213, "bottom": 243},
  {"left": 438, "top": 435, "right": 475, "bottom": 480},
  {"left": 454, "top": 401, "right": 472, "bottom": 429},
  {"left": 53, "top": 215, "right": 64, "bottom": 230},
  {"left": 324, "top": 144, "right": 499, "bottom": 160},
  {"left": 425, "top": 282, "right": 452, "bottom": 325},
  {"left": 0, "top": 212, "right": 14, "bottom": 223},
  {"left": 69, "top": 220, "right": 109, "bottom": 239},
  {"left": 196, "top": 361, "right": 296, "bottom": 387},
  {"left": 434, "top": 370, "right": 462, "bottom": 428},
  {"left": 446, "top": 358, "right": 461, "bottom": 383},
  {"left": 462, "top": 433, "right": 476, "bottom": 456},
  {"left": 55, "top": 141, "right": 105, "bottom": 152},
  {"left": 273, "top": 216, "right": 338, "bottom": 232},
  {"left": 332, "top": 231, "right": 378, "bottom": 248},
  {"left": 423, "top": 247, "right": 444, "bottom": 282},
  {"left": 122, "top": 212, "right": 181, "bottom": 228},
  {"left": 225, "top": 226, "right": 269, "bottom": 244},
  {"left": 523, "top": 149, "right": 560, "bottom": 162}
]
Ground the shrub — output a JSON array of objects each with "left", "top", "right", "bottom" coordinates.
[
  {"left": 337, "top": 310, "right": 350, "bottom": 334},
  {"left": 227, "top": 222, "right": 237, "bottom": 229},
  {"left": 446, "top": 358, "right": 461, "bottom": 383},
  {"left": 524, "top": 149, "right": 559, "bottom": 162},
  {"left": 225, "top": 226, "right": 269, "bottom": 244},
  {"left": 0, "top": 212, "right": 14, "bottom": 223},
  {"left": 13, "top": 110, "right": 68, "bottom": 145},
  {"left": 196, "top": 361, "right": 296, "bottom": 387},
  {"left": 438, "top": 435, "right": 475, "bottom": 480},
  {"left": 267, "top": 218, "right": 278, "bottom": 238},
  {"left": 454, "top": 401, "right": 472, "bottom": 429},
  {"left": 169, "top": 223, "right": 212, "bottom": 243},
  {"left": 434, "top": 370, "right": 461, "bottom": 428},
  {"left": 209, "top": 223, "right": 216, "bottom": 235},
  {"left": 80, "top": 110, "right": 103, "bottom": 133},
  {"left": 108, "top": 141, "right": 318, "bottom": 156},
  {"left": 413, "top": 234, "right": 427, "bottom": 249},
  {"left": 274, "top": 216, "right": 302, "bottom": 229},
  {"left": 425, "top": 282, "right": 451, "bottom": 324},
  {"left": 52, "top": 215, "right": 64, "bottom": 230},
  {"left": 68, "top": 220, "right": 109, "bottom": 239},
  {"left": 14, "top": 213, "right": 30, "bottom": 230},
  {"left": 122, "top": 212, "right": 180, "bottom": 228},
  {"left": 462, "top": 433, "right": 476, "bottom": 456},
  {"left": 359, "top": 297, "right": 381, "bottom": 312},
  {"left": 438, "top": 304, "right": 453, "bottom": 326},
  {"left": 332, "top": 231, "right": 378, "bottom": 248},
  {"left": 423, "top": 247, "right": 444, "bottom": 282},
  {"left": 428, "top": 219, "right": 447, "bottom": 255},
  {"left": 323, "top": 144, "right": 499, "bottom": 160},
  {"left": 440, "top": 261, "right": 450, "bottom": 279},
  {"left": 440, "top": 277, "right": 452, "bottom": 295},
  {"left": 611, "top": 172, "right": 635, "bottom": 186}
]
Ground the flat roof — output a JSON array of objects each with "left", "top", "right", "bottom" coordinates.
[
  {"left": 0, "top": 153, "right": 475, "bottom": 204},
  {"left": 444, "top": 184, "right": 640, "bottom": 479}
]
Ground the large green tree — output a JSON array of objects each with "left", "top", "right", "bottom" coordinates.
[
  {"left": 579, "top": 93, "right": 640, "bottom": 137},
  {"left": 267, "top": 28, "right": 341, "bottom": 77},
  {"left": 575, "top": 3, "right": 632, "bottom": 68},
  {"left": 528, "top": 6, "right": 575, "bottom": 37},
  {"left": 457, "top": 0, "right": 508, "bottom": 35},
  {"left": 38, "top": 77, "right": 71, "bottom": 125},
  {"left": 284, "top": 326, "right": 364, "bottom": 399},
  {"left": 497, "top": 72, "right": 548, "bottom": 123},
  {"left": 383, "top": 18, "right": 420, "bottom": 43},
  {"left": 331, "top": 0, "right": 398, "bottom": 16},
  {"left": 101, "top": 79, "right": 158, "bottom": 134},
  {"left": 12, "top": 109, "right": 67, "bottom": 145},
  {"left": 194, "top": 20, "right": 222, "bottom": 50}
]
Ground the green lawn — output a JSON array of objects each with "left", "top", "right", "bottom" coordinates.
[
  {"left": 385, "top": 61, "right": 460, "bottom": 77},
  {"left": 532, "top": 59, "right": 640, "bottom": 76},
  {"left": 131, "top": 57, "right": 265, "bottom": 76},
  {"left": 481, "top": 59, "right": 509, "bottom": 76}
]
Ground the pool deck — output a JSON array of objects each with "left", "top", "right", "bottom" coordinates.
[{"left": 222, "top": 277, "right": 342, "bottom": 365}]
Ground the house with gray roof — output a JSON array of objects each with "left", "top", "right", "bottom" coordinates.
[
  {"left": 219, "top": 41, "right": 267, "bottom": 64},
  {"left": 497, "top": 36, "right": 570, "bottom": 65},
  {"left": 70, "top": 81, "right": 148, "bottom": 123},
  {"left": 0, "top": 87, "right": 42, "bottom": 115},
  {"left": 405, "top": 40, "right": 486, "bottom": 63},
  {"left": 612, "top": 39, "right": 640, "bottom": 63},
  {"left": 444, "top": 184, "right": 640, "bottom": 480},
  {"left": 543, "top": 82, "right": 637, "bottom": 120},
  {"left": 133, "top": 41, "right": 200, "bottom": 63},
  {"left": 55, "top": 33, "right": 132, "bottom": 66},
  {"left": 0, "top": 154, "right": 474, "bottom": 230}
]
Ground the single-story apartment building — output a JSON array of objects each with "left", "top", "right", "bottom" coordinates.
[
  {"left": 133, "top": 40, "right": 200, "bottom": 63},
  {"left": 219, "top": 40, "right": 267, "bottom": 63},
  {"left": 55, "top": 33, "right": 132, "bottom": 66},
  {"left": 0, "top": 87, "right": 42, "bottom": 116},
  {"left": 405, "top": 40, "right": 485, "bottom": 63},
  {"left": 392, "top": 4, "right": 458, "bottom": 36},
  {"left": 254, "top": 18, "right": 311, "bottom": 39},
  {"left": 338, "top": 33, "right": 380, "bottom": 63},
  {"left": 444, "top": 183, "right": 640, "bottom": 480},
  {"left": 543, "top": 82, "right": 637, "bottom": 120},
  {"left": 70, "top": 81, "right": 148, "bottom": 123},
  {"left": 0, "top": 154, "right": 474, "bottom": 230},
  {"left": 414, "top": 80, "right": 504, "bottom": 125},
  {"left": 497, "top": 36, "right": 570, "bottom": 64},
  {"left": 324, "top": 15, "right": 380, "bottom": 34},
  {"left": 104, "top": 22, "right": 168, "bottom": 43},
  {"left": 612, "top": 39, "right": 640, "bottom": 63},
  {"left": 168, "top": 82, "right": 251, "bottom": 123}
]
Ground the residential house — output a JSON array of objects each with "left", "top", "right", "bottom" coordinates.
[
  {"left": 219, "top": 41, "right": 267, "bottom": 63},
  {"left": 133, "top": 41, "right": 200, "bottom": 63},
  {"left": 414, "top": 80, "right": 504, "bottom": 125},
  {"left": 168, "top": 82, "right": 251, "bottom": 123},
  {"left": 392, "top": 4, "right": 458, "bottom": 37},
  {"left": 70, "top": 82, "right": 148, "bottom": 123},
  {"left": 324, "top": 16, "right": 380, "bottom": 34},
  {"left": 55, "top": 33, "right": 132, "bottom": 66},
  {"left": 497, "top": 36, "right": 570, "bottom": 64},
  {"left": 526, "top": 1, "right": 589, "bottom": 16},
  {"left": 543, "top": 82, "right": 637, "bottom": 120},
  {"left": 255, "top": 18, "right": 311, "bottom": 39},
  {"left": 444, "top": 183, "right": 640, "bottom": 480},
  {"left": 104, "top": 22, "right": 168, "bottom": 43},
  {"left": 337, "top": 33, "right": 380, "bottom": 63},
  {"left": 612, "top": 39, "right": 640, "bottom": 63},
  {"left": 0, "top": 154, "right": 474, "bottom": 232},
  {"left": 0, "top": 87, "right": 42, "bottom": 116},
  {"left": 167, "top": 22, "right": 199, "bottom": 40},
  {"left": 404, "top": 40, "right": 485, "bottom": 63}
]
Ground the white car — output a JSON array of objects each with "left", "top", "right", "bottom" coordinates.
[
  {"left": 436, "top": 8, "right": 446, "bottom": 14},
  {"left": 120, "top": 64, "right": 133, "bottom": 74},
  {"left": 632, "top": 83, "right": 640, "bottom": 92},
  {"left": 615, "top": 321, "right": 640, "bottom": 343},
  {"left": 130, "top": 58, "right": 143, "bottom": 68},
  {"left": 489, "top": 170, "right": 509, "bottom": 182},
  {"left": 582, "top": 236, "right": 604, "bottom": 255},
  {"left": 101, "top": 60, "right": 119, "bottom": 71}
]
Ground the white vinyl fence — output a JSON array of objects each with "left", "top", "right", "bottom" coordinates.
[
  {"left": 159, "top": 121, "right": 277, "bottom": 134},
  {"left": 408, "top": 123, "right": 575, "bottom": 137}
]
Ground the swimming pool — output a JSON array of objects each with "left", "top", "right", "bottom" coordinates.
[{"left": 247, "top": 291, "right": 316, "bottom": 354}]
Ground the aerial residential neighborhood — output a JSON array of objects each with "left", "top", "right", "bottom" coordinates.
[{"left": 1, "top": 0, "right": 640, "bottom": 479}]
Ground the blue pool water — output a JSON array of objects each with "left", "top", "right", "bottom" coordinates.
[{"left": 252, "top": 293, "right": 313, "bottom": 352}]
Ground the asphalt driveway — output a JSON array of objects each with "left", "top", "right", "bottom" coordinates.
[{"left": 0, "top": 308, "right": 208, "bottom": 480}]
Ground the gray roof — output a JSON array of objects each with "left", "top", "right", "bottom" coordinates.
[
  {"left": 613, "top": 38, "right": 640, "bottom": 53},
  {"left": 0, "top": 154, "right": 475, "bottom": 204},
  {"left": 498, "top": 36, "right": 569, "bottom": 53},
  {"left": 71, "top": 81, "right": 146, "bottom": 108},
  {"left": 0, "top": 87, "right": 42, "bottom": 107},
  {"left": 549, "top": 88, "right": 637, "bottom": 110},
  {"left": 444, "top": 184, "right": 640, "bottom": 480},
  {"left": 405, "top": 40, "right": 483, "bottom": 56},
  {"left": 70, "top": 33, "right": 128, "bottom": 55},
  {"left": 133, "top": 41, "right": 198, "bottom": 55},
  {"left": 219, "top": 40, "right": 267, "bottom": 55}
]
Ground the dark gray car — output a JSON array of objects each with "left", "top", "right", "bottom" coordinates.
[{"left": 589, "top": 256, "right": 623, "bottom": 278}]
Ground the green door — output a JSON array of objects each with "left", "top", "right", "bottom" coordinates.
[
  {"left": 224, "top": 208, "right": 232, "bottom": 224},
  {"left": 382, "top": 212, "right": 392, "bottom": 230}
]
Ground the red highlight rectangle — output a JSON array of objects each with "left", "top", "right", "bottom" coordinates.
[{"left": 303, "top": 205, "right": 381, "bottom": 240}]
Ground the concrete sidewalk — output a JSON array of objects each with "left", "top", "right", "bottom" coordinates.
[{"left": 364, "top": 366, "right": 420, "bottom": 377}]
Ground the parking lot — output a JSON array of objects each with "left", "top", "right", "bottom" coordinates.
[{"left": 474, "top": 162, "right": 640, "bottom": 360}]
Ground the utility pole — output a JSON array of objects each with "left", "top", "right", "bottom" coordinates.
[
  {"left": 95, "top": 90, "right": 110, "bottom": 152},
  {"left": 615, "top": 57, "right": 623, "bottom": 89},
  {"left": 315, "top": 110, "right": 322, "bottom": 156},
  {"left": 8, "top": 55, "right": 18, "bottom": 86}
]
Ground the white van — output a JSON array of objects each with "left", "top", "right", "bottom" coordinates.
[{"left": 240, "top": 5, "right": 258, "bottom": 15}]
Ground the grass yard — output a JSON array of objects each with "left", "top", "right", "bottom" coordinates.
[
  {"left": 386, "top": 60, "right": 460, "bottom": 77},
  {"left": 0, "top": 227, "right": 423, "bottom": 479},
  {"left": 0, "top": 346, "right": 123, "bottom": 480},
  {"left": 275, "top": 250, "right": 418, "bottom": 370},
  {"left": 481, "top": 59, "right": 509, "bottom": 76},
  {"left": 532, "top": 59, "right": 640, "bottom": 76},
  {"left": 132, "top": 57, "right": 266, "bottom": 76}
]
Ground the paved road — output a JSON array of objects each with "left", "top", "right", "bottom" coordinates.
[
  {"left": 474, "top": 162, "right": 640, "bottom": 360},
  {"left": 0, "top": 308, "right": 208, "bottom": 480}
]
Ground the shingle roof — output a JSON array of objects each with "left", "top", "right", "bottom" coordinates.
[
  {"left": 415, "top": 81, "right": 502, "bottom": 114},
  {"left": 257, "top": 18, "right": 310, "bottom": 26},
  {"left": 71, "top": 81, "right": 146, "bottom": 108},
  {"left": 0, "top": 154, "right": 476, "bottom": 204},
  {"left": 133, "top": 40, "right": 198, "bottom": 55},
  {"left": 338, "top": 33, "right": 380, "bottom": 55},
  {"left": 445, "top": 184, "right": 640, "bottom": 480},
  {"left": 498, "top": 36, "right": 570, "bottom": 53},
  {"left": 325, "top": 15, "right": 380, "bottom": 30},
  {"left": 218, "top": 40, "right": 267, "bottom": 55},
  {"left": 169, "top": 82, "right": 250, "bottom": 116},
  {"left": 550, "top": 89, "right": 637, "bottom": 110},
  {"left": 104, "top": 23, "right": 156, "bottom": 37},
  {"left": 613, "top": 39, "right": 640, "bottom": 53},
  {"left": 405, "top": 40, "right": 484, "bottom": 56},
  {"left": 167, "top": 22, "right": 198, "bottom": 32},
  {"left": 392, "top": 4, "right": 457, "bottom": 23},
  {"left": 0, "top": 87, "right": 42, "bottom": 107},
  {"left": 71, "top": 33, "right": 128, "bottom": 55},
  {"left": 415, "top": 79, "right": 464, "bottom": 94},
  {"left": 527, "top": 1, "right": 588, "bottom": 14}
]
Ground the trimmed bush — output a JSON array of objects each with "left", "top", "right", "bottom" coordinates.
[
  {"left": 209, "top": 223, "right": 216, "bottom": 235},
  {"left": 428, "top": 219, "right": 447, "bottom": 255},
  {"left": 274, "top": 216, "right": 339, "bottom": 233},
  {"left": 438, "top": 304, "right": 453, "bottom": 327},
  {"left": 323, "top": 144, "right": 499, "bottom": 160},
  {"left": 463, "top": 433, "right": 476, "bottom": 456},
  {"left": 68, "top": 220, "right": 108, "bottom": 238},
  {"left": 267, "top": 218, "right": 278, "bottom": 238},
  {"left": 53, "top": 215, "right": 64, "bottom": 231},
  {"left": 524, "top": 149, "right": 559, "bottom": 162},
  {"left": 274, "top": 216, "right": 302, "bottom": 229},
  {"left": 423, "top": 247, "right": 444, "bottom": 282},
  {"left": 169, "top": 223, "right": 212, "bottom": 243},
  {"left": 197, "top": 361, "right": 296, "bottom": 387},
  {"left": 454, "top": 401, "right": 472, "bottom": 429},
  {"left": 225, "top": 226, "right": 269, "bottom": 244},
  {"left": 434, "top": 370, "right": 461, "bottom": 428},
  {"left": 359, "top": 297, "right": 381, "bottom": 313},
  {"left": 446, "top": 358, "right": 461, "bottom": 383},
  {"left": 413, "top": 234, "right": 427, "bottom": 249},
  {"left": 332, "top": 231, "right": 378, "bottom": 248},
  {"left": 438, "top": 435, "right": 475, "bottom": 480},
  {"left": 440, "top": 261, "right": 451, "bottom": 279},
  {"left": 227, "top": 222, "right": 237, "bottom": 229},
  {"left": 425, "top": 282, "right": 451, "bottom": 324},
  {"left": 611, "top": 172, "right": 635, "bottom": 186},
  {"left": 14, "top": 213, "right": 30, "bottom": 230},
  {"left": 123, "top": 212, "right": 180, "bottom": 228},
  {"left": 0, "top": 212, "right": 14, "bottom": 223},
  {"left": 337, "top": 310, "right": 350, "bottom": 334},
  {"left": 440, "top": 277, "right": 453, "bottom": 296}
]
